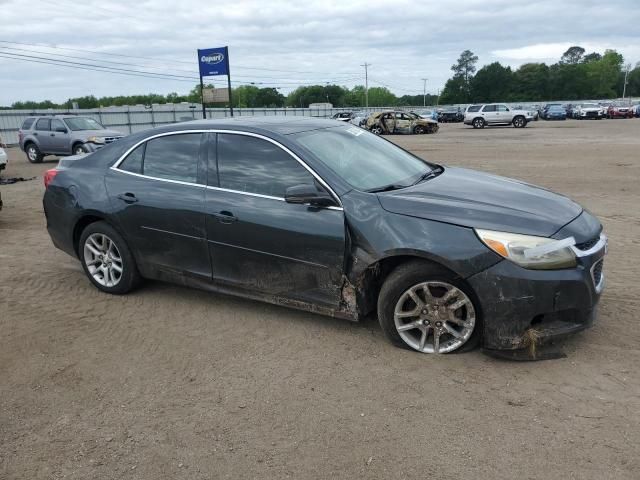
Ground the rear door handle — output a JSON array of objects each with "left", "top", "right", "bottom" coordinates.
[
  {"left": 50, "top": 133, "right": 55, "bottom": 137},
  {"left": 117, "top": 193, "right": 138, "bottom": 204},
  {"left": 212, "top": 210, "right": 237, "bottom": 224}
]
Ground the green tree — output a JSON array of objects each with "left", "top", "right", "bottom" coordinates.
[
  {"left": 470, "top": 62, "right": 514, "bottom": 102},
  {"left": 439, "top": 75, "right": 466, "bottom": 104},
  {"left": 561, "top": 46, "right": 585, "bottom": 64},
  {"left": 366, "top": 87, "right": 397, "bottom": 107},
  {"left": 449, "top": 50, "right": 478, "bottom": 101},
  {"left": 512, "top": 63, "right": 550, "bottom": 101}
]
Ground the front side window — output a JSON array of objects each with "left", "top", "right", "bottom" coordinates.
[
  {"left": 35, "top": 118, "right": 51, "bottom": 131},
  {"left": 51, "top": 119, "right": 66, "bottom": 132},
  {"left": 497, "top": 105, "right": 509, "bottom": 112},
  {"left": 482, "top": 105, "right": 497, "bottom": 112},
  {"left": 292, "top": 125, "right": 433, "bottom": 192},
  {"left": 217, "top": 134, "right": 315, "bottom": 198}
]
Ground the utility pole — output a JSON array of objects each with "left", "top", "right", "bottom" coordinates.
[
  {"left": 421, "top": 78, "right": 428, "bottom": 107},
  {"left": 622, "top": 64, "right": 631, "bottom": 102},
  {"left": 361, "top": 62, "right": 371, "bottom": 107}
]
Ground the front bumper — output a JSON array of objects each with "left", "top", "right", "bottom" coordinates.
[{"left": 467, "top": 235, "right": 606, "bottom": 351}]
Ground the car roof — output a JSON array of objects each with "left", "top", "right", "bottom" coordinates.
[{"left": 149, "top": 116, "right": 345, "bottom": 136}]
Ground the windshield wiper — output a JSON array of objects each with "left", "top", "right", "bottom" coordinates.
[
  {"left": 412, "top": 166, "right": 444, "bottom": 185},
  {"left": 366, "top": 184, "right": 409, "bottom": 193}
]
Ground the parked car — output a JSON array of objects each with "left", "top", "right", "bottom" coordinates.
[
  {"left": 573, "top": 103, "right": 604, "bottom": 119},
  {"left": 464, "top": 103, "right": 533, "bottom": 128},
  {"left": 412, "top": 109, "right": 439, "bottom": 121},
  {"left": 349, "top": 111, "right": 371, "bottom": 127},
  {"left": 634, "top": 104, "right": 640, "bottom": 117},
  {"left": 438, "top": 108, "right": 464, "bottom": 123},
  {"left": 545, "top": 105, "right": 567, "bottom": 120},
  {"left": 19, "top": 115, "right": 124, "bottom": 163},
  {"left": 0, "top": 146, "right": 7, "bottom": 171},
  {"left": 607, "top": 104, "right": 634, "bottom": 119},
  {"left": 540, "top": 103, "right": 564, "bottom": 120},
  {"left": 366, "top": 111, "right": 439, "bottom": 135},
  {"left": 331, "top": 112, "right": 354, "bottom": 122},
  {"left": 43, "top": 117, "right": 606, "bottom": 357}
]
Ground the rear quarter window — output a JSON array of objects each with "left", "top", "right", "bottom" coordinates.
[{"left": 21, "top": 118, "right": 35, "bottom": 130}]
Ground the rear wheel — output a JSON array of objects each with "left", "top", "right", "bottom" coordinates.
[
  {"left": 79, "top": 221, "right": 141, "bottom": 294},
  {"left": 377, "top": 261, "right": 480, "bottom": 354},
  {"left": 370, "top": 125, "right": 383, "bottom": 135},
  {"left": 472, "top": 117, "right": 485, "bottom": 129},
  {"left": 25, "top": 143, "right": 43, "bottom": 163}
]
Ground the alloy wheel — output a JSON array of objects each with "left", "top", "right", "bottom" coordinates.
[
  {"left": 394, "top": 281, "right": 476, "bottom": 353},
  {"left": 27, "top": 146, "right": 38, "bottom": 161},
  {"left": 83, "top": 233, "right": 123, "bottom": 287}
]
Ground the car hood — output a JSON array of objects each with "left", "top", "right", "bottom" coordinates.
[{"left": 378, "top": 166, "right": 582, "bottom": 237}]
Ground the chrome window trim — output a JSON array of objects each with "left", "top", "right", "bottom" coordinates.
[{"left": 109, "top": 129, "right": 344, "bottom": 210}]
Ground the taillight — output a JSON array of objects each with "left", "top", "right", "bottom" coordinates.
[{"left": 44, "top": 169, "right": 58, "bottom": 188}]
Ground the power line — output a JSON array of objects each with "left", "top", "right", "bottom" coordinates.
[{"left": 0, "top": 40, "right": 361, "bottom": 76}]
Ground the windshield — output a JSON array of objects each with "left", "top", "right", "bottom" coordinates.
[
  {"left": 64, "top": 117, "right": 105, "bottom": 131},
  {"left": 292, "top": 125, "right": 433, "bottom": 192}
]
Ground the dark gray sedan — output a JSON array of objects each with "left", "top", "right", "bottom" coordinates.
[{"left": 43, "top": 117, "right": 607, "bottom": 357}]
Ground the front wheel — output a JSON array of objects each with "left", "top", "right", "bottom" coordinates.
[
  {"left": 513, "top": 116, "right": 527, "bottom": 128},
  {"left": 73, "top": 144, "right": 88, "bottom": 156},
  {"left": 414, "top": 125, "right": 426, "bottom": 134},
  {"left": 79, "top": 221, "right": 141, "bottom": 294},
  {"left": 472, "top": 117, "right": 485, "bottom": 129},
  {"left": 377, "top": 261, "right": 480, "bottom": 354}
]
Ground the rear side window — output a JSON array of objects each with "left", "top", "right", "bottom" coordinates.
[
  {"left": 21, "top": 118, "right": 35, "bottom": 130},
  {"left": 119, "top": 144, "right": 144, "bottom": 174},
  {"left": 35, "top": 118, "right": 51, "bottom": 131},
  {"left": 142, "top": 133, "right": 202, "bottom": 184},
  {"left": 467, "top": 105, "right": 481, "bottom": 112},
  {"left": 217, "top": 134, "right": 314, "bottom": 198},
  {"left": 482, "top": 105, "right": 497, "bottom": 112}
]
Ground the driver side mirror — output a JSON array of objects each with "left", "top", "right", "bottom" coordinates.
[{"left": 285, "top": 184, "right": 337, "bottom": 207}]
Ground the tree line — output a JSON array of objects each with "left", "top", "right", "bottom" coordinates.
[
  {"left": 4, "top": 45, "right": 639, "bottom": 110},
  {"left": 439, "top": 46, "right": 640, "bottom": 104}
]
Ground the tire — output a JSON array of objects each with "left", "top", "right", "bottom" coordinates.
[
  {"left": 79, "top": 221, "right": 141, "bottom": 294},
  {"left": 472, "top": 117, "right": 485, "bottom": 129},
  {"left": 370, "top": 126, "right": 383, "bottom": 135},
  {"left": 25, "top": 143, "right": 43, "bottom": 163},
  {"left": 414, "top": 125, "right": 426, "bottom": 134},
  {"left": 512, "top": 116, "right": 526, "bottom": 128},
  {"left": 377, "top": 260, "right": 481, "bottom": 354},
  {"left": 73, "top": 144, "right": 88, "bottom": 156}
]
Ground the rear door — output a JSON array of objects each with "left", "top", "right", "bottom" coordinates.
[
  {"left": 481, "top": 104, "right": 499, "bottom": 124},
  {"left": 394, "top": 113, "right": 412, "bottom": 134},
  {"left": 34, "top": 118, "right": 53, "bottom": 152},
  {"left": 205, "top": 132, "right": 346, "bottom": 308},
  {"left": 105, "top": 132, "right": 211, "bottom": 279}
]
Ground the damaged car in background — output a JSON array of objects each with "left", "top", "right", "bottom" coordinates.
[
  {"left": 366, "top": 111, "right": 439, "bottom": 135},
  {"left": 43, "top": 117, "right": 606, "bottom": 359}
]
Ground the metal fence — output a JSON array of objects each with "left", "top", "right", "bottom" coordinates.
[{"left": 0, "top": 104, "right": 386, "bottom": 146}]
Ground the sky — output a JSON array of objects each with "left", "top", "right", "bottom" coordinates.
[{"left": 1, "top": 0, "right": 639, "bottom": 106}]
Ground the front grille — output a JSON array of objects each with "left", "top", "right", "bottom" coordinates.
[
  {"left": 591, "top": 259, "right": 604, "bottom": 291},
  {"left": 104, "top": 136, "right": 123, "bottom": 144},
  {"left": 575, "top": 237, "right": 599, "bottom": 251}
]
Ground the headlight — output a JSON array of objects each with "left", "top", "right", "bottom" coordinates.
[
  {"left": 475, "top": 229, "right": 577, "bottom": 270},
  {"left": 87, "top": 136, "right": 105, "bottom": 144}
]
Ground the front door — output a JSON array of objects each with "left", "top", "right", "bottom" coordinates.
[
  {"left": 205, "top": 132, "right": 346, "bottom": 308},
  {"left": 49, "top": 119, "right": 71, "bottom": 154},
  {"left": 497, "top": 104, "right": 511, "bottom": 123},
  {"left": 481, "top": 104, "right": 499, "bottom": 124},
  {"left": 105, "top": 132, "right": 211, "bottom": 279}
]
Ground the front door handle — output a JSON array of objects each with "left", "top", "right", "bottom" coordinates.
[
  {"left": 117, "top": 193, "right": 138, "bottom": 204},
  {"left": 50, "top": 133, "right": 55, "bottom": 137},
  {"left": 212, "top": 211, "right": 237, "bottom": 224}
]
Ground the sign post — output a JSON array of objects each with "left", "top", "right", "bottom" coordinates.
[{"left": 197, "top": 46, "right": 233, "bottom": 117}]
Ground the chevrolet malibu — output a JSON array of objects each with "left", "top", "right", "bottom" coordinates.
[{"left": 43, "top": 118, "right": 607, "bottom": 357}]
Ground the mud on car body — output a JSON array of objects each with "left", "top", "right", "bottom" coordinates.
[{"left": 43, "top": 117, "right": 606, "bottom": 358}]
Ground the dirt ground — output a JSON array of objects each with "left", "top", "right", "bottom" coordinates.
[{"left": 1, "top": 119, "right": 639, "bottom": 479}]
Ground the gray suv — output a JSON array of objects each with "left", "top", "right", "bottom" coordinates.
[{"left": 18, "top": 115, "right": 124, "bottom": 163}]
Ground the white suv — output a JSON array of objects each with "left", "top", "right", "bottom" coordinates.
[{"left": 464, "top": 103, "right": 534, "bottom": 129}]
